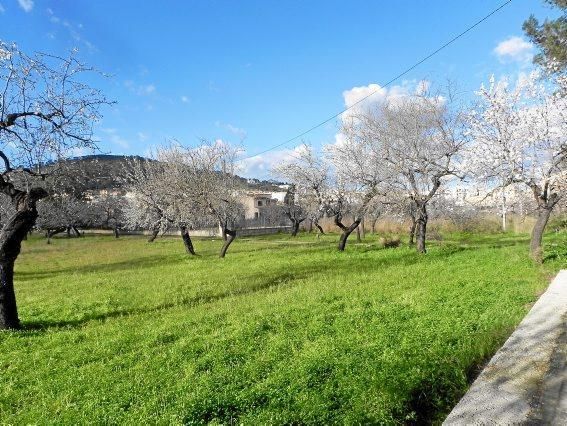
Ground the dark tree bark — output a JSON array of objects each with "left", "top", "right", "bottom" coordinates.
[
  {"left": 180, "top": 226, "right": 196, "bottom": 256},
  {"left": 408, "top": 175, "right": 441, "bottom": 254},
  {"left": 46, "top": 227, "right": 66, "bottom": 244},
  {"left": 219, "top": 227, "right": 236, "bottom": 258},
  {"left": 407, "top": 198, "right": 418, "bottom": 246},
  {"left": 284, "top": 207, "right": 306, "bottom": 237},
  {"left": 370, "top": 217, "right": 378, "bottom": 234},
  {"left": 334, "top": 189, "right": 376, "bottom": 251},
  {"left": 314, "top": 220, "right": 325, "bottom": 235},
  {"left": 408, "top": 216, "right": 417, "bottom": 247},
  {"left": 113, "top": 226, "right": 119, "bottom": 239},
  {"left": 147, "top": 228, "right": 159, "bottom": 243},
  {"left": 72, "top": 226, "right": 82, "bottom": 237},
  {"left": 0, "top": 187, "right": 47, "bottom": 330},
  {"left": 415, "top": 202, "right": 427, "bottom": 253},
  {"left": 290, "top": 219, "right": 303, "bottom": 237},
  {"left": 528, "top": 183, "right": 560, "bottom": 263},
  {"left": 0, "top": 261, "right": 18, "bottom": 329},
  {"left": 335, "top": 214, "right": 361, "bottom": 251},
  {"left": 66, "top": 226, "right": 72, "bottom": 238},
  {"left": 530, "top": 207, "right": 552, "bottom": 262}
]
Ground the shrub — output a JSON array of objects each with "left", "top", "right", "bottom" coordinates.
[{"left": 379, "top": 236, "right": 401, "bottom": 248}]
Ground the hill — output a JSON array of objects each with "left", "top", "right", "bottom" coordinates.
[{"left": 57, "top": 154, "right": 286, "bottom": 193}]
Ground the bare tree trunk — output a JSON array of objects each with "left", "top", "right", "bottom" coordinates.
[
  {"left": 72, "top": 226, "right": 82, "bottom": 237},
  {"left": 0, "top": 260, "right": 18, "bottom": 330},
  {"left": 370, "top": 217, "right": 379, "bottom": 234},
  {"left": 415, "top": 202, "right": 428, "bottom": 254},
  {"left": 180, "top": 226, "right": 196, "bottom": 256},
  {"left": 530, "top": 206, "right": 552, "bottom": 263},
  {"left": 501, "top": 188, "right": 507, "bottom": 231},
  {"left": 113, "top": 226, "right": 119, "bottom": 239},
  {"left": 0, "top": 188, "right": 46, "bottom": 330},
  {"left": 290, "top": 219, "right": 302, "bottom": 237},
  {"left": 307, "top": 219, "right": 313, "bottom": 233},
  {"left": 46, "top": 227, "right": 66, "bottom": 244},
  {"left": 147, "top": 228, "right": 159, "bottom": 243},
  {"left": 359, "top": 217, "right": 365, "bottom": 240},
  {"left": 335, "top": 215, "right": 361, "bottom": 251},
  {"left": 66, "top": 226, "right": 71, "bottom": 238},
  {"left": 356, "top": 225, "right": 361, "bottom": 242},
  {"left": 314, "top": 220, "right": 325, "bottom": 235},
  {"left": 219, "top": 228, "right": 236, "bottom": 258},
  {"left": 408, "top": 217, "right": 417, "bottom": 246}
]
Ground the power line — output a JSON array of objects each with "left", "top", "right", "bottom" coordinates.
[{"left": 238, "top": 0, "right": 512, "bottom": 162}]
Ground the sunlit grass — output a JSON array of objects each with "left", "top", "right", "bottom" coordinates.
[{"left": 1, "top": 231, "right": 565, "bottom": 424}]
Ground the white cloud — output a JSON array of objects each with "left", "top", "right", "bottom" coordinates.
[
  {"left": 18, "top": 0, "right": 33, "bottom": 12},
  {"left": 101, "top": 128, "right": 130, "bottom": 149},
  {"left": 180, "top": 95, "right": 190, "bottom": 103},
  {"left": 208, "top": 80, "right": 220, "bottom": 93},
  {"left": 47, "top": 8, "right": 59, "bottom": 23},
  {"left": 67, "top": 147, "right": 93, "bottom": 157},
  {"left": 494, "top": 36, "right": 533, "bottom": 63},
  {"left": 226, "top": 124, "right": 247, "bottom": 140},
  {"left": 336, "top": 80, "right": 443, "bottom": 146},
  {"left": 0, "top": 4, "right": 5, "bottom": 14},
  {"left": 142, "top": 84, "right": 155, "bottom": 95},
  {"left": 137, "top": 132, "right": 149, "bottom": 142},
  {"left": 46, "top": 7, "right": 97, "bottom": 52},
  {"left": 415, "top": 80, "right": 430, "bottom": 95},
  {"left": 239, "top": 146, "right": 307, "bottom": 179},
  {"left": 124, "top": 81, "right": 156, "bottom": 96},
  {"left": 340, "top": 81, "right": 419, "bottom": 123},
  {"left": 215, "top": 121, "right": 247, "bottom": 140}
]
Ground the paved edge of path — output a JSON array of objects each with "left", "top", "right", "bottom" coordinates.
[{"left": 444, "top": 269, "right": 567, "bottom": 425}]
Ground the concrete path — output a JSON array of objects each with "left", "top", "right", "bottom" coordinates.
[{"left": 444, "top": 270, "right": 567, "bottom": 425}]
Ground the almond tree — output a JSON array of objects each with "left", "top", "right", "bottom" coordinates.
[
  {"left": 180, "top": 141, "right": 244, "bottom": 258},
  {"left": 280, "top": 186, "right": 307, "bottom": 237},
  {"left": 325, "top": 121, "right": 390, "bottom": 251},
  {"left": 0, "top": 42, "right": 109, "bottom": 330},
  {"left": 272, "top": 145, "right": 329, "bottom": 237},
  {"left": 35, "top": 166, "right": 98, "bottom": 241},
  {"left": 466, "top": 72, "right": 567, "bottom": 261},
  {"left": 359, "top": 90, "right": 466, "bottom": 253},
  {"left": 123, "top": 155, "right": 199, "bottom": 253},
  {"left": 91, "top": 192, "right": 126, "bottom": 238},
  {"left": 36, "top": 195, "right": 94, "bottom": 242}
]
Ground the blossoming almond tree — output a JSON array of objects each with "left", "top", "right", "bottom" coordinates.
[
  {"left": 0, "top": 42, "right": 109, "bottom": 329},
  {"left": 345, "top": 88, "right": 466, "bottom": 253},
  {"left": 466, "top": 72, "right": 567, "bottom": 261},
  {"left": 272, "top": 145, "right": 330, "bottom": 237},
  {"left": 123, "top": 152, "right": 200, "bottom": 253},
  {"left": 180, "top": 140, "right": 245, "bottom": 258},
  {"left": 326, "top": 119, "right": 390, "bottom": 251}
]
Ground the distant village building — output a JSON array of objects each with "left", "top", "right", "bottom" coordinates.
[{"left": 241, "top": 190, "right": 288, "bottom": 219}]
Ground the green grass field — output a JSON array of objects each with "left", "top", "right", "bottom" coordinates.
[{"left": 1, "top": 231, "right": 565, "bottom": 424}]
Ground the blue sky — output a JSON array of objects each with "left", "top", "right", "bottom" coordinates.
[{"left": 0, "top": 0, "right": 558, "bottom": 178}]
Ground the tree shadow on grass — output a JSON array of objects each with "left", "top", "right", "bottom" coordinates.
[
  {"left": 19, "top": 270, "right": 306, "bottom": 333},
  {"left": 17, "top": 248, "right": 425, "bottom": 334},
  {"left": 14, "top": 238, "right": 510, "bottom": 334},
  {"left": 15, "top": 253, "right": 188, "bottom": 281}
]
